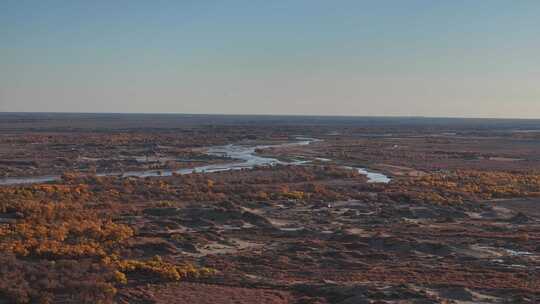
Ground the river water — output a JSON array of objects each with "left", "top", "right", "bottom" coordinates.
[{"left": 0, "top": 138, "right": 390, "bottom": 185}]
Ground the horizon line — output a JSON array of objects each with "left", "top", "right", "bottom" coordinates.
[{"left": 1, "top": 111, "right": 539, "bottom": 121}]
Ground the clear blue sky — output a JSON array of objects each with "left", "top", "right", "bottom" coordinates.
[{"left": 1, "top": 1, "right": 539, "bottom": 117}]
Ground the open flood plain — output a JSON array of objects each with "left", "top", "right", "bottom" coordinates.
[{"left": 0, "top": 113, "right": 539, "bottom": 303}]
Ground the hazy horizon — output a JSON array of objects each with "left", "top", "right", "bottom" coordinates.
[{"left": 1, "top": 1, "right": 539, "bottom": 118}]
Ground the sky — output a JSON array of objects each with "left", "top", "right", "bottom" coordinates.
[{"left": 1, "top": 1, "right": 539, "bottom": 118}]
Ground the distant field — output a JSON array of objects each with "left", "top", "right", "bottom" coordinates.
[{"left": 1, "top": 112, "right": 540, "bottom": 131}]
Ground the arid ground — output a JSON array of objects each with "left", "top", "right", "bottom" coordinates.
[{"left": 0, "top": 114, "right": 538, "bottom": 303}]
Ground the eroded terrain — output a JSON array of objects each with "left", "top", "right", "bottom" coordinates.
[{"left": 0, "top": 114, "right": 539, "bottom": 303}]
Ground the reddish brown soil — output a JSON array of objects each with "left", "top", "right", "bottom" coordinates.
[{"left": 119, "top": 283, "right": 293, "bottom": 304}]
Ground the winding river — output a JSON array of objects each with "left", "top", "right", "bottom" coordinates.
[{"left": 0, "top": 138, "right": 390, "bottom": 186}]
